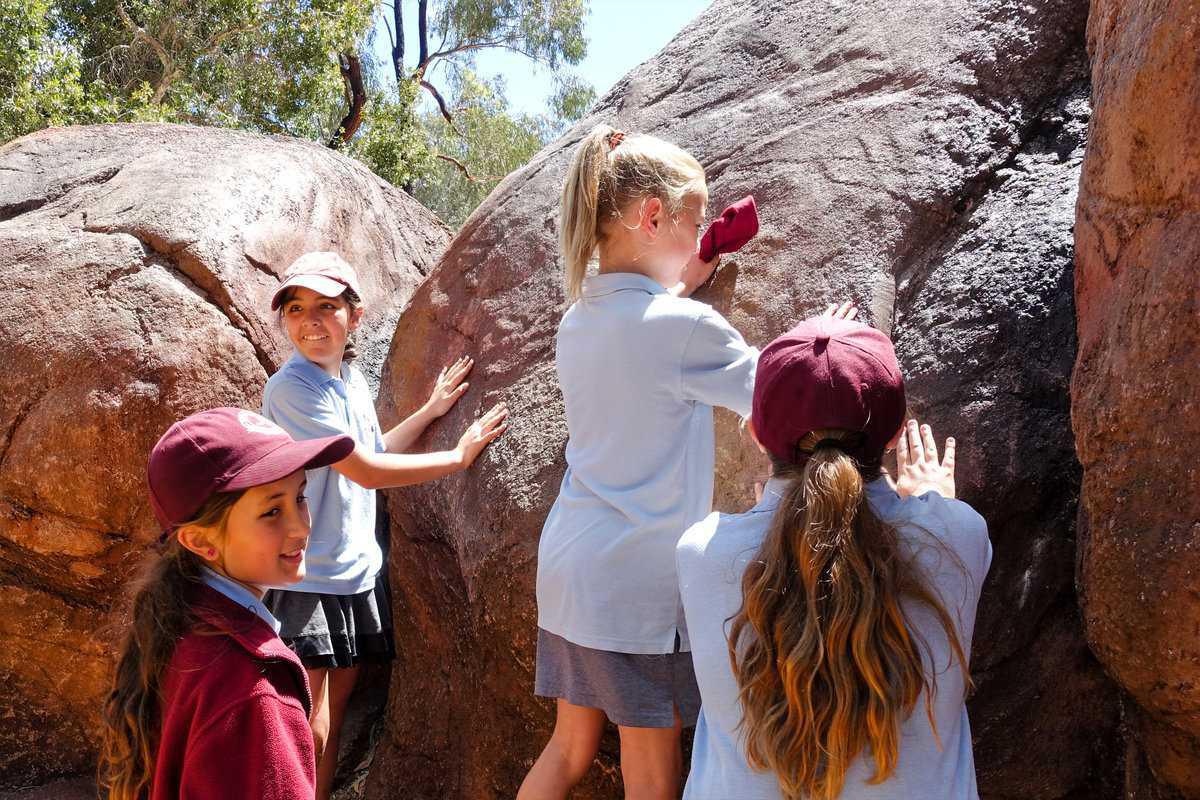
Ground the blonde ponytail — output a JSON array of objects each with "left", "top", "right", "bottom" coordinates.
[
  {"left": 560, "top": 125, "right": 616, "bottom": 302},
  {"left": 728, "top": 429, "right": 971, "bottom": 800},
  {"left": 559, "top": 124, "right": 708, "bottom": 302}
]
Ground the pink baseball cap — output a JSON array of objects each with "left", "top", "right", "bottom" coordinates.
[
  {"left": 270, "top": 251, "right": 363, "bottom": 311},
  {"left": 752, "top": 317, "right": 906, "bottom": 466},
  {"left": 147, "top": 407, "right": 355, "bottom": 538}
]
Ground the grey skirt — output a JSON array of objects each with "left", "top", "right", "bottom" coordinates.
[
  {"left": 265, "top": 573, "right": 395, "bottom": 670},
  {"left": 534, "top": 628, "right": 701, "bottom": 728}
]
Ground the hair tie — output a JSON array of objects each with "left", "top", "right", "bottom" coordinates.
[
  {"left": 607, "top": 131, "right": 626, "bottom": 151},
  {"left": 813, "top": 438, "right": 849, "bottom": 452}
]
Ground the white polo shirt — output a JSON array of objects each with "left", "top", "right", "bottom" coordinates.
[
  {"left": 536, "top": 272, "right": 759, "bottom": 654},
  {"left": 677, "top": 478, "right": 993, "bottom": 800}
]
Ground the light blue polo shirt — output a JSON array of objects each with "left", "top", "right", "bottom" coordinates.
[
  {"left": 261, "top": 353, "right": 385, "bottom": 595},
  {"left": 201, "top": 567, "right": 281, "bottom": 632},
  {"left": 536, "top": 272, "right": 759, "bottom": 654},
  {"left": 677, "top": 478, "right": 993, "bottom": 799}
]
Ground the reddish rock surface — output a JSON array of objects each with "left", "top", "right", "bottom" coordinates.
[
  {"left": 368, "top": 0, "right": 1120, "bottom": 798},
  {"left": 0, "top": 123, "right": 447, "bottom": 789},
  {"left": 1073, "top": 2, "right": 1200, "bottom": 797}
]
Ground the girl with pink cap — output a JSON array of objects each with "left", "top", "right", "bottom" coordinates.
[{"left": 263, "top": 251, "right": 508, "bottom": 799}]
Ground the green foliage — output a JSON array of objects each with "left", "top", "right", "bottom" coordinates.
[
  {"left": 547, "top": 72, "right": 595, "bottom": 135},
  {"left": 1, "top": 0, "right": 597, "bottom": 225},
  {"left": 404, "top": 64, "right": 595, "bottom": 226},
  {"left": 348, "top": 79, "right": 433, "bottom": 189},
  {"left": 48, "top": 0, "right": 377, "bottom": 138},
  {"left": 431, "top": 0, "right": 587, "bottom": 67},
  {"left": 0, "top": 0, "right": 92, "bottom": 140},
  {"left": 410, "top": 70, "right": 540, "bottom": 225}
]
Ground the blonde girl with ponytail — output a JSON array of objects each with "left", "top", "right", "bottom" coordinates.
[
  {"left": 676, "top": 316, "right": 993, "bottom": 800},
  {"left": 521, "top": 124, "right": 789, "bottom": 799}
]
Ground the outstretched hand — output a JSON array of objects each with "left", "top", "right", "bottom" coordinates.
[
  {"left": 456, "top": 402, "right": 509, "bottom": 469},
  {"left": 428, "top": 356, "right": 473, "bottom": 417},
  {"left": 894, "top": 419, "right": 956, "bottom": 499},
  {"left": 822, "top": 301, "right": 859, "bottom": 322}
]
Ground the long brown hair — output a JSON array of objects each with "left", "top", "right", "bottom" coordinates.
[
  {"left": 728, "top": 429, "right": 970, "bottom": 800},
  {"left": 559, "top": 123, "right": 707, "bottom": 301},
  {"left": 98, "top": 490, "right": 243, "bottom": 800}
]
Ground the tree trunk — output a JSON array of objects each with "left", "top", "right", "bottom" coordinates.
[
  {"left": 392, "top": 1, "right": 405, "bottom": 85},
  {"left": 328, "top": 51, "right": 366, "bottom": 148},
  {"left": 418, "top": 0, "right": 429, "bottom": 67}
]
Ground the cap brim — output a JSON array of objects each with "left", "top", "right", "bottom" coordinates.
[
  {"left": 222, "top": 434, "right": 356, "bottom": 491},
  {"left": 270, "top": 274, "right": 349, "bottom": 310}
]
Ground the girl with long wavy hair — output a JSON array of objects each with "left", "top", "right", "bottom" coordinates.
[
  {"left": 677, "top": 315, "right": 992, "bottom": 799},
  {"left": 99, "top": 408, "right": 354, "bottom": 799}
]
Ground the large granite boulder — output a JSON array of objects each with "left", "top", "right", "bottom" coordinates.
[
  {"left": 0, "top": 123, "right": 448, "bottom": 788},
  {"left": 368, "top": 0, "right": 1120, "bottom": 798},
  {"left": 1073, "top": 2, "right": 1200, "bottom": 797}
]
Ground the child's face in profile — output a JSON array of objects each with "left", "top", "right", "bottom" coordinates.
[
  {"left": 214, "top": 469, "right": 311, "bottom": 592},
  {"left": 281, "top": 286, "right": 362, "bottom": 370},
  {"left": 665, "top": 193, "right": 707, "bottom": 276}
]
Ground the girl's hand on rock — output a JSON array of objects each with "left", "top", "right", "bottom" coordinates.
[
  {"left": 428, "top": 356, "right": 473, "bottom": 417},
  {"left": 823, "top": 301, "right": 859, "bottom": 321},
  {"left": 456, "top": 402, "right": 508, "bottom": 468},
  {"left": 895, "top": 419, "right": 956, "bottom": 499}
]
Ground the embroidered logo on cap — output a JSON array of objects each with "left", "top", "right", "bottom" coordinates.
[{"left": 238, "top": 410, "right": 285, "bottom": 437}]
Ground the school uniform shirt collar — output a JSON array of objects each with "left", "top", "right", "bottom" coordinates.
[
  {"left": 201, "top": 567, "right": 281, "bottom": 633},
  {"left": 581, "top": 272, "right": 668, "bottom": 299},
  {"left": 284, "top": 352, "right": 351, "bottom": 392},
  {"left": 756, "top": 475, "right": 893, "bottom": 514},
  {"left": 752, "top": 477, "right": 790, "bottom": 514}
]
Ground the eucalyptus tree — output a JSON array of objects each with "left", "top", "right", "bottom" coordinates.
[{"left": 1, "top": 0, "right": 596, "bottom": 223}]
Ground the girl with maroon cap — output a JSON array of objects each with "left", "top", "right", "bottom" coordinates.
[
  {"left": 99, "top": 407, "right": 356, "bottom": 799},
  {"left": 677, "top": 317, "right": 993, "bottom": 800}
]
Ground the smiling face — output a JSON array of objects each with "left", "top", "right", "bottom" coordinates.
[
  {"left": 179, "top": 470, "right": 312, "bottom": 595},
  {"left": 280, "top": 286, "right": 363, "bottom": 375}
]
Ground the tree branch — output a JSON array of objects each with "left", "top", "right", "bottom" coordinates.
[
  {"left": 114, "top": 0, "right": 177, "bottom": 103},
  {"left": 328, "top": 51, "right": 366, "bottom": 148},
  {"left": 427, "top": 38, "right": 509, "bottom": 63},
  {"left": 420, "top": 79, "right": 457, "bottom": 126},
  {"left": 200, "top": 24, "right": 252, "bottom": 57},
  {"left": 435, "top": 153, "right": 503, "bottom": 183}
]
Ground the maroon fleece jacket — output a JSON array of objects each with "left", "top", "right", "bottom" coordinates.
[{"left": 151, "top": 584, "right": 315, "bottom": 800}]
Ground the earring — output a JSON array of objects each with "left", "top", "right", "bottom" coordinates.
[{"left": 206, "top": 549, "right": 217, "bottom": 559}]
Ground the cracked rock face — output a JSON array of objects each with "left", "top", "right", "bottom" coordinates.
[
  {"left": 367, "top": 0, "right": 1121, "bottom": 798},
  {"left": 1074, "top": 1, "right": 1200, "bottom": 796},
  {"left": 0, "top": 123, "right": 447, "bottom": 788}
]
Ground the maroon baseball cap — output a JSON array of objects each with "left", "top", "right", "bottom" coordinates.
[
  {"left": 270, "top": 252, "right": 363, "bottom": 311},
  {"left": 147, "top": 407, "right": 355, "bottom": 537},
  {"left": 751, "top": 317, "right": 905, "bottom": 465}
]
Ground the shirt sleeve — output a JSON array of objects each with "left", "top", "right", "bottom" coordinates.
[
  {"left": 183, "top": 694, "right": 316, "bottom": 800},
  {"left": 679, "top": 306, "right": 759, "bottom": 417},
  {"left": 915, "top": 491, "right": 993, "bottom": 588},
  {"left": 263, "top": 376, "right": 349, "bottom": 441}
]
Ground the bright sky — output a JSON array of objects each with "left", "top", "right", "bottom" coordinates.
[{"left": 372, "top": 1, "right": 713, "bottom": 117}]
